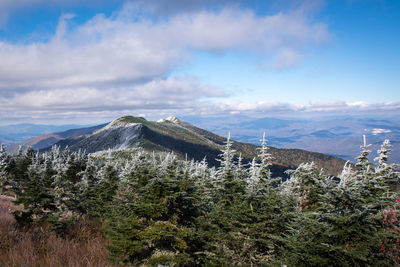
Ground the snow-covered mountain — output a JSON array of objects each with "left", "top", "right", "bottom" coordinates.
[
  {"left": 3, "top": 115, "right": 348, "bottom": 176},
  {"left": 15, "top": 115, "right": 344, "bottom": 176}
]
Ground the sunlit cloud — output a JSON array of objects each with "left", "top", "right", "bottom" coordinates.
[
  {"left": 216, "top": 100, "right": 400, "bottom": 115},
  {"left": 0, "top": 2, "right": 330, "bottom": 121}
]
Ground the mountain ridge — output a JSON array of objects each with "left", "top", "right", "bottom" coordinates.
[
  {"left": 5, "top": 115, "right": 346, "bottom": 176},
  {"left": 36, "top": 115, "right": 346, "bottom": 176}
]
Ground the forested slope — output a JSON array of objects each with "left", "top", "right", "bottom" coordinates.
[{"left": 0, "top": 137, "right": 398, "bottom": 266}]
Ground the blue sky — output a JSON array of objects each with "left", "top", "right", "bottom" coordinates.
[{"left": 0, "top": 0, "right": 399, "bottom": 124}]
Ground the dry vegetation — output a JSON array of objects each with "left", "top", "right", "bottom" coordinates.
[{"left": 0, "top": 195, "right": 113, "bottom": 267}]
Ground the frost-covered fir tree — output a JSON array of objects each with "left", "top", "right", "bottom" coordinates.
[
  {"left": 76, "top": 156, "right": 104, "bottom": 218},
  {"left": 17, "top": 145, "right": 23, "bottom": 157},
  {"left": 235, "top": 152, "right": 249, "bottom": 185},
  {"left": 284, "top": 162, "right": 327, "bottom": 211},
  {"left": 96, "top": 157, "right": 119, "bottom": 208},
  {"left": 246, "top": 133, "right": 277, "bottom": 195},
  {"left": 193, "top": 157, "right": 215, "bottom": 207},
  {"left": 51, "top": 147, "right": 70, "bottom": 214},
  {"left": 158, "top": 152, "right": 177, "bottom": 179},
  {"left": 216, "top": 132, "right": 246, "bottom": 205},
  {"left": 217, "top": 132, "right": 236, "bottom": 175},
  {"left": 352, "top": 137, "right": 395, "bottom": 203},
  {"left": 257, "top": 132, "right": 273, "bottom": 179},
  {"left": 0, "top": 145, "right": 9, "bottom": 191},
  {"left": 373, "top": 139, "right": 399, "bottom": 195},
  {"left": 194, "top": 157, "right": 209, "bottom": 180},
  {"left": 338, "top": 161, "right": 355, "bottom": 188},
  {"left": 375, "top": 139, "right": 391, "bottom": 169},
  {"left": 247, "top": 157, "right": 260, "bottom": 195},
  {"left": 295, "top": 138, "right": 400, "bottom": 267},
  {"left": 355, "top": 135, "right": 373, "bottom": 176},
  {"left": 50, "top": 147, "right": 87, "bottom": 217},
  {"left": 13, "top": 152, "right": 57, "bottom": 227},
  {"left": 8, "top": 146, "right": 35, "bottom": 193}
]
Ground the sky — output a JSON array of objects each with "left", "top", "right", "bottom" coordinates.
[{"left": 0, "top": 0, "right": 399, "bottom": 125}]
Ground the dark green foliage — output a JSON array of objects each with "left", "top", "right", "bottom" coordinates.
[
  {"left": 104, "top": 157, "right": 201, "bottom": 266},
  {"left": 13, "top": 167, "right": 57, "bottom": 227},
  {"left": 7, "top": 148, "right": 34, "bottom": 191},
  {"left": 97, "top": 163, "right": 119, "bottom": 208},
  {"left": 198, "top": 194, "right": 292, "bottom": 266},
  {"left": 280, "top": 139, "right": 400, "bottom": 266},
  {"left": 0, "top": 137, "right": 398, "bottom": 266}
]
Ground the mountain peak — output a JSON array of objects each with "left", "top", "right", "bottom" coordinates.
[
  {"left": 95, "top": 116, "right": 145, "bottom": 134},
  {"left": 157, "top": 116, "right": 181, "bottom": 124},
  {"left": 16, "top": 115, "right": 346, "bottom": 176},
  {"left": 108, "top": 117, "right": 137, "bottom": 127}
]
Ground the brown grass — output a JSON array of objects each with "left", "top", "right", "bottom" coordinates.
[{"left": 0, "top": 195, "right": 115, "bottom": 267}]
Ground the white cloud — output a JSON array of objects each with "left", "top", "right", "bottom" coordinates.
[
  {"left": 0, "top": 3, "right": 330, "bottom": 121},
  {"left": 0, "top": 77, "right": 224, "bottom": 115},
  {"left": 0, "top": 5, "right": 328, "bottom": 91},
  {"left": 268, "top": 49, "right": 303, "bottom": 70},
  {"left": 216, "top": 100, "right": 400, "bottom": 115}
]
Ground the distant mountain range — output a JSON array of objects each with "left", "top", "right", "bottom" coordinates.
[
  {"left": 181, "top": 115, "right": 400, "bottom": 164},
  {"left": 4, "top": 116, "right": 346, "bottom": 177},
  {"left": 0, "top": 123, "right": 85, "bottom": 144},
  {"left": 6, "top": 124, "right": 108, "bottom": 152}
]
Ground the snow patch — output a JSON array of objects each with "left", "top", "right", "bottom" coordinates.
[
  {"left": 81, "top": 123, "right": 143, "bottom": 153},
  {"left": 94, "top": 118, "right": 140, "bottom": 134},
  {"left": 104, "top": 122, "right": 139, "bottom": 130},
  {"left": 157, "top": 116, "right": 180, "bottom": 124}
]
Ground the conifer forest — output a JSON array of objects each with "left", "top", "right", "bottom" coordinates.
[{"left": 0, "top": 136, "right": 399, "bottom": 266}]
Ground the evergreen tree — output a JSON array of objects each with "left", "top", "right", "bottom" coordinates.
[
  {"left": 8, "top": 146, "right": 34, "bottom": 193},
  {"left": 374, "top": 139, "right": 399, "bottom": 193},
  {"left": 13, "top": 155, "right": 57, "bottom": 227},
  {"left": 1, "top": 132, "right": 399, "bottom": 266},
  {"left": 77, "top": 156, "right": 102, "bottom": 218},
  {"left": 282, "top": 138, "right": 400, "bottom": 266},
  {"left": 105, "top": 153, "right": 201, "bottom": 266},
  {"left": 338, "top": 161, "right": 355, "bottom": 188},
  {"left": 355, "top": 135, "right": 374, "bottom": 176},
  {"left": 284, "top": 162, "right": 327, "bottom": 211},
  {"left": 257, "top": 132, "right": 273, "bottom": 180},
  {"left": 215, "top": 133, "right": 246, "bottom": 206},
  {"left": 249, "top": 132, "right": 279, "bottom": 196},
  {"left": 217, "top": 132, "right": 236, "bottom": 175},
  {"left": 247, "top": 157, "right": 260, "bottom": 195},
  {"left": 0, "top": 144, "right": 9, "bottom": 192},
  {"left": 96, "top": 161, "right": 119, "bottom": 211}
]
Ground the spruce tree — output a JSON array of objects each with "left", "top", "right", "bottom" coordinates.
[
  {"left": 0, "top": 144, "right": 9, "bottom": 192},
  {"left": 282, "top": 137, "right": 399, "bottom": 266},
  {"left": 257, "top": 132, "right": 273, "bottom": 180},
  {"left": 105, "top": 152, "right": 200, "bottom": 266},
  {"left": 215, "top": 133, "right": 245, "bottom": 206},
  {"left": 13, "top": 155, "right": 57, "bottom": 227}
]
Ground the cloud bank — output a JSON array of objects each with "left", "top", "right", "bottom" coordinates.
[
  {"left": 217, "top": 100, "right": 400, "bottom": 115},
  {"left": 4, "top": 1, "right": 395, "bottom": 122},
  {"left": 0, "top": 1, "right": 335, "bottom": 122}
]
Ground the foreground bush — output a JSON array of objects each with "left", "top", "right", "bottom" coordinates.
[{"left": 0, "top": 195, "right": 112, "bottom": 267}]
